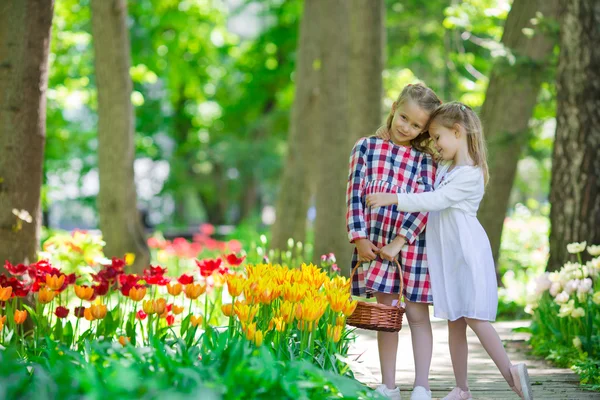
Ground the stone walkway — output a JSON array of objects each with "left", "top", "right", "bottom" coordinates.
[{"left": 348, "top": 319, "right": 600, "bottom": 400}]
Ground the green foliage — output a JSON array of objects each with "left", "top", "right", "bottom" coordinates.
[{"left": 0, "top": 337, "right": 377, "bottom": 399}]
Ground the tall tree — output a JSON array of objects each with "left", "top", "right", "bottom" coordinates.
[
  {"left": 90, "top": 0, "right": 149, "bottom": 272},
  {"left": 0, "top": 0, "right": 55, "bottom": 265},
  {"left": 547, "top": 0, "right": 600, "bottom": 271},
  {"left": 476, "top": 0, "right": 559, "bottom": 272},
  {"left": 271, "top": 0, "right": 323, "bottom": 252}
]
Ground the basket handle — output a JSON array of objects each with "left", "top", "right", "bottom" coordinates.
[{"left": 350, "top": 258, "right": 404, "bottom": 306}]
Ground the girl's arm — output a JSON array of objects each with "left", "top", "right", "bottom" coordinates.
[
  {"left": 396, "top": 154, "right": 436, "bottom": 244},
  {"left": 395, "top": 167, "right": 482, "bottom": 212},
  {"left": 346, "top": 138, "right": 369, "bottom": 242}
]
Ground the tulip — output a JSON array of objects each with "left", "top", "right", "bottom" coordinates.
[
  {"left": 142, "top": 300, "right": 155, "bottom": 315},
  {"left": 154, "top": 298, "right": 167, "bottom": 315},
  {"left": 14, "top": 309, "right": 28, "bottom": 324},
  {"left": 74, "top": 285, "right": 94, "bottom": 301},
  {"left": 129, "top": 286, "right": 147, "bottom": 302},
  {"left": 226, "top": 274, "right": 245, "bottom": 297},
  {"left": 38, "top": 287, "right": 55, "bottom": 304},
  {"left": 185, "top": 282, "right": 206, "bottom": 300},
  {"left": 0, "top": 286, "right": 12, "bottom": 301},
  {"left": 190, "top": 315, "right": 204, "bottom": 327},
  {"left": 254, "top": 329, "right": 264, "bottom": 346},
  {"left": 221, "top": 303, "right": 233, "bottom": 317},
  {"left": 118, "top": 336, "right": 130, "bottom": 347},
  {"left": 172, "top": 305, "right": 184, "bottom": 315},
  {"left": 84, "top": 307, "right": 94, "bottom": 321},
  {"left": 90, "top": 302, "right": 107, "bottom": 319},
  {"left": 46, "top": 274, "right": 65, "bottom": 291},
  {"left": 167, "top": 283, "right": 183, "bottom": 296},
  {"left": 55, "top": 306, "right": 69, "bottom": 319}
]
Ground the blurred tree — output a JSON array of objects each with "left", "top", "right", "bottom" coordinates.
[
  {"left": 270, "top": 0, "right": 323, "bottom": 252},
  {"left": 547, "top": 0, "right": 600, "bottom": 271},
  {"left": 476, "top": 0, "right": 559, "bottom": 276},
  {"left": 0, "top": 0, "right": 54, "bottom": 265},
  {"left": 90, "top": 0, "right": 149, "bottom": 272}
]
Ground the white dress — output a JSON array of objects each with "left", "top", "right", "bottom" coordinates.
[{"left": 396, "top": 162, "right": 498, "bottom": 321}]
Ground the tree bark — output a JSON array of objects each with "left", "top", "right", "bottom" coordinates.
[
  {"left": 90, "top": 0, "right": 150, "bottom": 273},
  {"left": 547, "top": 0, "right": 600, "bottom": 271},
  {"left": 476, "top": 0, "right": 559, "bottom": 275},
  {"left": 0, "top": 0, "right": 54, "bottom": 266},
  {"left": 270, "top": 0, "right": 323, "bottom": 252},
  {"left": 312, "top": 0, "right": 353, "bottom": 267}
]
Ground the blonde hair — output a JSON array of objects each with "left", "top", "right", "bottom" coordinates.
[
  {"left": 427, "top": 102, "right": 489, "bottom": 184},
  {"left": 385, "top": 83, "right": 442, "bottom": 154}
]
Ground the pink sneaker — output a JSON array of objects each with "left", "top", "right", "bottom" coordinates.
[
  {"left": 510, "top": 363, "right": 533, "bottom": 399},
  {"left": 441, "top": 387, "right": 472, "bottom": 400}
]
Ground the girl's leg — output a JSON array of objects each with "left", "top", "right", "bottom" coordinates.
[
  {"left": 405, "top": 301, "right": 432, "bottom": 390},
  {"left": 463, "top": 318, "right": 514, "bottom": 386},
  {"left": 375, "top": 292, "right": 400, "bottom": 389},
  {"left": 448, "top": 318, "right": 469, "bottom": 391}
]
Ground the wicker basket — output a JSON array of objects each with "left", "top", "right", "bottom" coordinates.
[{"left": 346, "top": 259, "right": 405, "bottom": 332}]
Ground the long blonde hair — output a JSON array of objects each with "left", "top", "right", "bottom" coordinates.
[
  {"left": 427, "top": 102, "right": 489, "bottom": 184},
  {"left": 385, "top": 83, "right": 442, "bottom": 154}
]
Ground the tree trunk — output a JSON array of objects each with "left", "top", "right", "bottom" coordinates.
[
  {"left": 547, "top": 0, "right": 600, "bottom": 271},
  {"left": 476, "top": 0, "right": 559, "bottom": 277},
  {"left": 270, "top": 0, "right": 323, "bottom": 252},
  {"left": 312, "top": 0, "right": 352, "bottom": 266},
  {"left": 90, "top": 0, "right": 149, "bottom": 273},
  {"left": 0, "top": 0, "right": 54, "bottom": 266}
]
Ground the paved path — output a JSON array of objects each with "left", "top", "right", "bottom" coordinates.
[{"left": 348, "top": 319, "right": 600, "bottom": 399}]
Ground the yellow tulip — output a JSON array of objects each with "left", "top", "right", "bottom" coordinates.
[
  {"left": 343, "top": 299, "right": 358, "bottom": 317},
  {"left": 221, "top": 303, "right": 233, "bottom": 317},
  {"left": 129, "top": 286, "right": 147, "bottom": 302},
  {"left": 74, "top": 285, "right": 94, "bottom": 301},
  {"left": 226, "top": 274, "right": 245, "bottom": 297},
  {"left": 90, "top": 302, "right": 107, "bottom": 319},
  {"left": 254, "top": 329, "right": 264, "bottom": 346},
  {"left": 185, "top": 282, "right": 206, "bottom": 300},
  {"left": 279, "top": 301, "right": 295, "bottom": 324},
  {"left": 84, "top": 307, "right": 94, "bottom": 321},
  {"left": 336, "top": 316, "right": 346, "bottom": 327},
  {"left": 14, "top": 309, "right": 28, "bottom": 324},
  {"left": 190, "top": 315, "right": 204, "bottom": 327},
  {"left": 167, "top": 283, "right": 183, "bottom": 296},
  {"left": 0, "top": 286, "right": 12, "bottom": 301},
  {"left": 142, "top": 300, "right": 155, "bottom": 315},
  {"left": 245, "top": 322, "right": 257, "bottom": 341},
  {"left": 234, "top": 303, "right": 260, "bottom": 323},
  {"left": 327, "top": 289, "right": 347, "bottom": 313},
  {"left": 172, "top": 305, "right": 185, "bottom": 315},
  {"left": 283, "top": 282, "right": 306, "bottom": 303},
  {"left": 38, "top": 287, "right": 56, "bottom": 304},
  {"left": 46, "top": 274, "right": 65, "bottom": 291},
  {"left": 154, "top": 298, "right": 167, "bottom": 315}
]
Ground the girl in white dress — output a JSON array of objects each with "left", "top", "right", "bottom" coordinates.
[{"left": 366, "top": 102, "right": 533, "bottom": 400}]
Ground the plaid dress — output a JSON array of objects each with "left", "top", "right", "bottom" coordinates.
[{"left": 346, "top": 136, "right": 436, "bottom": 303}]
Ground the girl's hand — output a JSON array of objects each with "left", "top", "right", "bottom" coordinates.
[
  {"left": 366, "top": 193, "right": 397, "bottom": 208},
  {"left": 379, "top": 237, "right": 406, "bottom": 261},
  {"left": 375, "top": 125, "right": 390, "bottom": 140},
  {"left": 355, "top": 238, "right": 380, "bottom": 261}
]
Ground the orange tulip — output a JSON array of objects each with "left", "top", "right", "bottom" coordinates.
[
  {"left": 118, "top": 336, "right": 130, "bottom": 347},
  {"left": 142, "top": 300, "right": 155, "bottom": 315},
  {"left": 190, "top": 315, "right": 204, "bottom": 327},
  {"left": 14, "top": 309, "right": 28, "bottom": 324},
  {"left": 172, "top": 305, "right": 184, "bottom": 315},
  {"left": 167, "top": 283, "right": 183, "bottom": 296},
  {"left": 0, "top": 286, "right": 12, "bottom": 301},
  {"left": 185, "top": 282, "right": 206, "bottom": 300},
  {"left": 74, "top": 285, "right": 94, "bottom": 301},
  {"left": 38, "top": 287, "right": 56, "bottom": 304},
  {"left": 84, "top": 307, "right": 94, "bottom": 321},
  {"left": 221, "top": 303, "right": 233, "bottom": 317},
  {"left": 343, "top": 299, "right": 358, "bottom": 317},
  {"left": 129, "top": 286, "right": 147, "bottom": 302},
  {"left": 245, "top": 322, "right": 257, "bottom": 341},
  {"left": 0, "top": 315, "right": 6, "bottom": 330},
  {"left": 90, "top": 302, "right": 107, "bottom": 319},
  {"left": 226, "top": 274, "right": 245, "bottom": 297},
  {"left": 154, "top": 298, "right": 167, "bottom": 315},
  {"left": 46, "top": 274, "right": 65, "bottom": 291}
]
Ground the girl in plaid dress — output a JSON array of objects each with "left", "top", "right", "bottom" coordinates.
[{"left": 346, "top": 83, "right": 441, "bottom": 400}]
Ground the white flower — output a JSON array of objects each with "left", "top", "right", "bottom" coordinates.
[
  {"left": 574, "top": 269, "right": 584, "bottom": 279},
  {"left": 554, "top": 291, "right": 570, "bottom": 304},
  {"left": 549, "top": 272, "right": 561, "bottom": 283},
  {"left": 578, "top": 278, "right": 593, "bottom": 293},
  {"left": 587, "top": 245, "right": 600, "bottom": 257},
  {"left": 564, "top": 280, "right": 579, "bottom": 295},
  {"left": 558, "top": 300, "right": 575, "bottom": 318},
  {"left": 577, "top": 292, "right": 588, "bottom": 303},
  {"left": 573, "top": 337, "right": 582, "bottom": 350},
  {"left": 550, "top": 282, "right": 562, "bottom": 297},
  {"left": 567, "top": 241, "right": 587, "bottom": 254},
  {"left": 11, "top": 208, "right": 33, "bottom": 223},
  {"left": 534, "top": 273, "right": 552, "bottom": 295},
  {"left": 593, "top": 291, "right": 600, "bottom": 305},
  {"left": 571, "top": 307, "right": 585, "bottom": 318}
]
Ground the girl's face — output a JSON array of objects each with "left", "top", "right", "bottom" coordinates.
[
  {"left": 390, "top": 100, "right": 430, "bottom": 146},
  {"left": 430, "top": 120, "right": 462, "bottom": 161}
]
